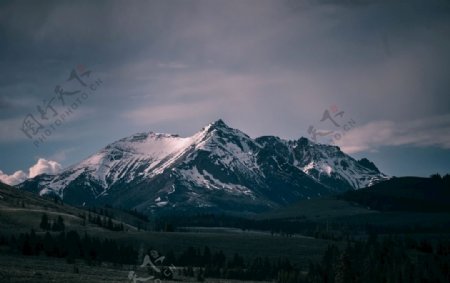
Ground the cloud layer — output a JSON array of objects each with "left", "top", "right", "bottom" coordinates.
[
  {"left": 0, "top": 170, "right": 28, "bottom": 186},
  {"left": 0, "top": 0, "right": 449, "bottom": 177},
  {"left": 336, "top": 114, "right": 450, "bottom": 153},
  {"left": 0, "top": 158, "right": 62, "bottom": 186}
]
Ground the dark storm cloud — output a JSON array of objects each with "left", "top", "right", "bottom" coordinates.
[
  {"left": 0, "top": 96, "right": 8, "bottom": 108},
  {"left": 0, "top": 0, "right": 449, "bottom": 176}
]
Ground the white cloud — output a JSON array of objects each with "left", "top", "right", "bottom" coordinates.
[
  {"left": 0, "top": 170, "right": 28, "bottom": 186},
  {"left": 29, "top": 158, "right": 63, "bottom": 178},
  {"left": 336, "top": 114, "right": 450, "bottom": 153},
  {"left": 0, "top": 158, "right": 62, "bottom": 186}
]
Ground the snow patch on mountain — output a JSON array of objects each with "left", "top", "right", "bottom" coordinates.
[
  {"left": 17, "top": 119, "right": 388, "bottom": 212},
  {"left": 178, "top": 166, "right": 254, "bottom": 197}
]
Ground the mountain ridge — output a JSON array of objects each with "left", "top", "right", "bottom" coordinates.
[{"left": 17, "top": 119, "right": 388, "bottom": 215}]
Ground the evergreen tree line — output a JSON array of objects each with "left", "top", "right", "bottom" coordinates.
[
  {"left": 430, "top": 173, "right": 450, "bottom": 187},
  {"left": 39, "top": 213, "right": 65, "bottom": 231},
  {"left": 41, "top": 212, "right": 125, "bottom": 232},
  {"left": 86, "top": 206, "right": 148, "bottom": 230},
  {"left": 2, "top": 229, "right": 448, "bottom": 282},
  {"left": 122, "top": 207, "right": 150, "bottom": 222},
  {"left": 285, "top": 235, "right": 450, "bottom": 283},
  {"left": 162, "top": 245, "right": 297, "bottom": 281},
  {"left": 155, "top": 213, "right": 450, "bottom": 239},
  {"left": 155, "top": 213, "right": 309, "bottom": 235},
  {"left": 86, "top": 212, "right": 125, "bottom": 231},
  {"left": 0, "top": 230, "right": 297, "bottom": 281},
  {"left": 0, "top": 229, "right": 137, "bottom": 265},
  {"left": 87, "top": 206, "right": 113, "bottom": 218},
  {"left": 88, "top": 205, "right": 150, "bottom": 222}
]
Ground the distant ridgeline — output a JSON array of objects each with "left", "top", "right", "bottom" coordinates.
[
  {"left": 340, "top": 174, "right": 450, "bottom": 212},
  {"left": 16, "top": 119, "right": 388, "bottom": 215}
]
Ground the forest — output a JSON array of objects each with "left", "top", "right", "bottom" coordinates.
[{"left": 1, "top": 228, "right": 449, "bottom": 283}]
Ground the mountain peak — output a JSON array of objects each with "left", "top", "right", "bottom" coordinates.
[
  {"left": 19, "top": 119, "right": 387, "bottom": 214},
  {"left": 211, "top": 119, "right": 228, "bottom": 128},
  {"left": 297, "top": 137, "right": 310, "bottom": 146},
  {"left": 201, "top": 119, "right": 231, "bottom": 133}
]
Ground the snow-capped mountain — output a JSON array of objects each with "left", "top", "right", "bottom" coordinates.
[{"left": 18, "top": 119, "right": 388, "bottom": 214}]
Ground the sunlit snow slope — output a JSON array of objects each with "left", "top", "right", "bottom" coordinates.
[{"left": 18, "top": 119, "right": 388, "bottom": 214}]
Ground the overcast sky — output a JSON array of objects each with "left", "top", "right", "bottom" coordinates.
[{"left": 1, "top": 0, "right": 450, "bottom": 183}]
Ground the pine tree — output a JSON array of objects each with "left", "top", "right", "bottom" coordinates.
[
  {"left": 52, "top": 216, "right": 65, "bottom": 231},
  {"left": 197, "top": 267, "right": 205, "bottom": 282},
  {"left": 334, "top": 249, "right": 353, "bottom": 283},
  {"left": 43, "top": 232, "right": 54, "bottom": 256},
  {"left": 107, "top": 217, "right": 113, "bottom": 230},
  {"left": 202, "top": 246, "right": 211, "bottom": 266},
  {"left": 21, "top": 233, "right": 32, "bottom": 255},
  {"left": 40, "top": 213, "right": 50, "bottom": 230}
]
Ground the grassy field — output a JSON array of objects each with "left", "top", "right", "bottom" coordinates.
[
  {"left": 0, "top": 227, "right": 332, "bottom": 282},
  {"left": 0, "top": 226, "right": 335, "bottom": 268},
  {"left": 0, "top": 181, "right": 146, "bottom": 235},
  {"left": 0, "top": 182, "right": 341, "bottom": 283},
  {"left": 0, "top": 253, "right": 273, "bottom": 283},
  {"left": 3, "top": 181, "right": 450, "bottom": 282},
  {"left": 88, "top": 229, "right": 334, "bottom": 267}
]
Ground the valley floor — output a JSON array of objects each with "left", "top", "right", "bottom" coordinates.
[{"left": 0, "top": 253, "right": 272, "bottom": 283}]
